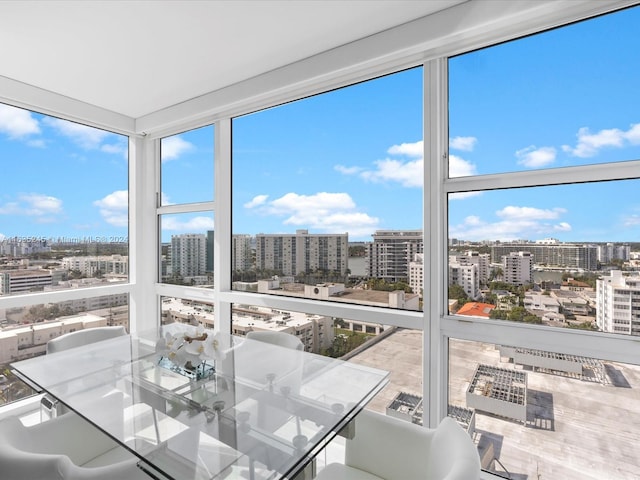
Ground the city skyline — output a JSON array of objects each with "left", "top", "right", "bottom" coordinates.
[{"left": 2, "top": 8, "right": 640, "bottom": 245}]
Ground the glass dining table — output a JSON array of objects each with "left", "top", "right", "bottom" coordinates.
[{"left": 11, "top": 323, "right": 389, "bottom": 480}]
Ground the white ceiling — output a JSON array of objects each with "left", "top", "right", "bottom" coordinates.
[{"left": 0, "top": 0, "right": 464, "bottom": 119}]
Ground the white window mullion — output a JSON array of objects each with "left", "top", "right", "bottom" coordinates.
[
  {"left": 214, "top": 118, "right": 232, "bottom": 333},
  {"left": 424, "top": 57, "right": 448, "bottom": 428},
  {"left": 130, "top": 135, "right": 159, "bottom": 333}
]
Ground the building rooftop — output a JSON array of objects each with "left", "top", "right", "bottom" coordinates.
[{"left": 457, "top": 302, "right": 496, "bottom": 318}]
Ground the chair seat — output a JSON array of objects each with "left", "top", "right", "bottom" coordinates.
[{"left": 315, "top": 463, "right": 385, "bottom": 480}]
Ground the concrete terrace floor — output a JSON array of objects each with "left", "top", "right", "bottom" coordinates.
[{"left": 347, "top": 329, "right": 640, "bottom": 480}]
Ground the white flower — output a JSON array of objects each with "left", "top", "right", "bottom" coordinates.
[{"left": 200, "top": 332, "right": 227, "bottom": 362}]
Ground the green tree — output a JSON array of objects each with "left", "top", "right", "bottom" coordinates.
[{"left": 448, "top": 284, "right": 469, "bottom": 304}]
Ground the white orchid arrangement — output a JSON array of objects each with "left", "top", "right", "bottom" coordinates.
[{"left": 155, "top": 326, "right": 226, "bottom": 375}]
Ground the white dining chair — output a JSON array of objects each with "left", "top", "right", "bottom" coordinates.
[
  {"left": 42, "top": 325, "right": 128, "bottom": 419},
  {"left": 315, "top": 409, "right": 481, "bottom": 480},
  {"left": 46, "top": 325, "right": 126, "bottom": 354},
  {"left": 246, "top": 330, "right": 304, "bottom": 350},
  {"left": 0, "top": 407, "right": 149, "bottom": 480}
]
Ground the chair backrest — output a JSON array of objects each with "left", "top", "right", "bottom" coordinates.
[
  {"left": 426, "top": 416, "right": 481, "bottom": 479},
  {"left": 46, "top": 326, "right": 126, "bottom": 354},
  {"left": 346, "top": 409, "right": 436, "bottom": 479},
  {"left": 0, "top": 413, "right": 146, "bottom": 480},
  {"left": 345, "top": 410, "right": 480, "bottom": 480},
  {"left": 246, "top": 330, "right": 304, "bottom": 351}
]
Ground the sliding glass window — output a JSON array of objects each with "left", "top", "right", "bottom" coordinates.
[
  {"left": 232, "top": 68, "right": 424, "bottom": 312},
  {"left": 0, "top": 103, "right": 129, "bottom": 405},
  {"left": 447, "top": 6, "right": 640, "bottom": 478}
]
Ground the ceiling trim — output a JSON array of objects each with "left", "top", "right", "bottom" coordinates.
[
  {"left": 0, "top": 74, "right": 136, "bottom": 135},
  {"left": 137, "top": 0, "right": 636, "bottom": 137}
]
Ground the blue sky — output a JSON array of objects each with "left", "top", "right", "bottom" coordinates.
[
  {"left": 0, "top": 108, "right": 128, "bottom": 242},
  {"left": 2, "top": 6, "right": 639, "bottom": 245}
]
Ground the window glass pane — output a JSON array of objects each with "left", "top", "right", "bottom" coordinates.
[
  {"left": 449, "top": 338, "right": 640, "bottom": 478},
  {"left": 0, "top": 104, "right": 129, "bottom": 293},
  {"left": 448, "top": 180, "right": 640, "bottom": 336},
  {"left": 231, "top": 303, "right": 421, "bottom": 415},
  {"left": 160, "top": 125, "right": 214, "bottom": 205},
  {"left": 0, "top": 296, "right": 130, "bottom": 407},
  {"left": 232, "top": 68, "right": 423, "bottom": 310},
  {"left": 449, "top": 7, "right": 640, "bottom": 177},
  {"left": 160, "top": 212, "right": 214, "bottom": 287}
]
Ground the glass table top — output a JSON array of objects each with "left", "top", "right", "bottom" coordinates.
[{"left": 12, "top": 324, "right": 389, "bottom": 480}]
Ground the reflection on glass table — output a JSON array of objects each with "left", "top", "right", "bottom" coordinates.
[{"left": 11, "top": 323, "right": 389, "bottom": 480}]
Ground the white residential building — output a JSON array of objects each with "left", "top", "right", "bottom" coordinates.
[
  {"left": 170, "top": 234, "right": 207, "bottom": 279},
  {"left": 0, "top": 269, "right": 53, "bottom": 295},
  {"left": 450, "top": 251, "right": 491, "bottom": 287},
  {"left": 448, "top": 260, "right": 479, "bottom": 300},
  {"left": 255, "top": 230, "right": 347, "bottom": 277},
  {"left": 597, "top": 243, "right": 631, "bottom": 264},
  {"left": 0, "top": 313, "right": 107, "bottom": 363},
  {"left": 367, "top": 230, "right": 423, "bottom": 282},
  {"left": 232, "top": 234, "right": 253, "bottom": 272},
  {"left": 409, "top": 253, "right": 423, "bottom": 297},
  {"left": 502, "top": 251, "right": 533, "bottom": 286},
  {"left": 596, "top": 270, "right": 640, "bottom": 336},
  {"left": 61, "top": 255, "right": 129, "bottom": 277},
  {"left": 524, "top": 293, "right": 560, "bottom": 313}
]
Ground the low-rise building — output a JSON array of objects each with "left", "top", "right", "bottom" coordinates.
[
  {"left": 524, "top": 293, "right": 560, "bottom": 313},
  {"left": 0, "top": 313, "right": 107, "bottom": 363}
]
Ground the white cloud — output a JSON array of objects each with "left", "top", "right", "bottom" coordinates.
[
  {"left": 387, "top": 140, "right": 423, "bottom": 157},
  {"left": 623, "top": 214, "right": 640, "bottom": 227},
  {"left": 561, "top": 124, "right": 640, "bottom": 158},
  {"left": 449, "top": 154, "right": 478, "bottom": 178},
  {"left": 515, "top": 145, "right": 557, "bottom": 168},
  {"left": 360, "top": 158, "right": 423, "bottom": 187},
  {"left": 450, "top": 205, "right": 571, "bottom": 241},
  {"left": 0, "top": 104, "right": 40, "bottom": 138},
  {"left": 43, "top": 117, "right": 111, "bottom": 150},
  {"left": 0, "top": 201, "right": 21, "bottom": 215},
  {"left": 496, "top": 205, "right": 566, "bottom": 220},
  {"left": 335, "top": 140, "right": 429, "bottom": 188},
  {"left": 450, "top": 136, "right": 477, "bottom": 152},
  {"left": 625, "top": 123, "right": 640, "bottom": 145},
  {"left": 334, "top": 165, "right": 363, "bottom": 175},
  {"left": 101, "top": 142, "right": 128, "bottom": 158},
  {"left": 244, "top": 195, "right": 268, "bottom": 208},
  {"left": 161, "top": 136, "right": 195, "bottom": 162},
  {"left": 21, "top": 194, "right": 63, "bottom": 216},
  {"left": 160, "top": 192, "right": 173, "bottom": 206},
  {"left": 0, "top": 193, "right": 63, "bottom": 222},
  {"left": 94, "top": 190, "right": 128, "bottom": 227},
  {"left": 554, "top": 222, "right": 572, "bottom": 232},
  {"left": 162, "top": 216, "right": 215, "bottom": 231},
  {"left": 245, "top": 191, "right": 379, "bottom": 236}
]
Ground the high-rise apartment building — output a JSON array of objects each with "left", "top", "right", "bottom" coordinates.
[
  {"left": 232, "top": 234, "right": 253, "bottom": 272},
  {"left": 597, "top": 243, "right": 630, "bottom": 264},
  {"left": 596, "top": 270, "right": 640, "bottom": 336},
  {"left": 255, "top": 230, "right": 347, "bottom": 276},
  {"left": 491, "top": 241, "right": 597, "bottom": 270},
  {"left": 206, "top": 230, "right": 214, "bottom": 273},
  {"left": 502, "top": 251, "right": 533, "bottom": 286},
  {"left": 170, "top": 234, "right": 207, "bottom": 278},
  {"left": 367, "top": 230, "right": 423, "bottom": 282}
]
